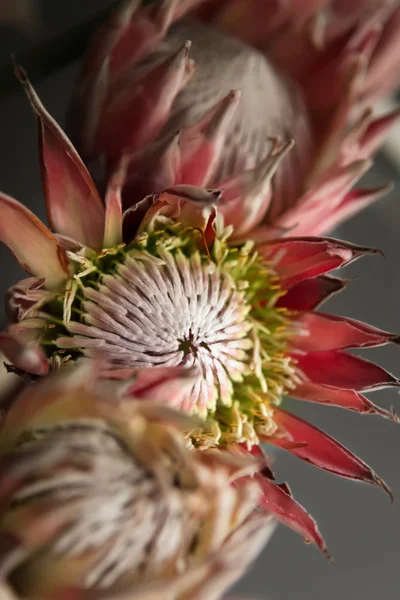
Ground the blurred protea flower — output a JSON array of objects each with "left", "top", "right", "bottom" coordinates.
[
  {"left": 0, "top": 68, "right": 398, "bottom": 556},
  {"left": 67, "top": 0, "right": 400, "bottom": 238},
  {"left": 0, "top": 363, "right": 274, "bottom": 599}
]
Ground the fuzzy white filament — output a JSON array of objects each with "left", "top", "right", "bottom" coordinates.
[{"left": 57, "top": 249, "right": 253, "bottom": 415}]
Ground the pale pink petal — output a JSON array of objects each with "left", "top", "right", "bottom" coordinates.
[
  {"left": 179, "top": 90, "right": 241, "bottom": 186},
  {"left": 16, "top": 66, "right": 105, "bottom": 250},
  {"left": 0, "top": 192, "right": 69, "bottom": 289},
  {"left": 98, "top": 42, "right": 195, "bottom": 160},
  {"left": 220, "top": 139, "right": 294, "bottom": 238},
  {"left": 103, "top": 157, "right": 126, "bottom": 248}
]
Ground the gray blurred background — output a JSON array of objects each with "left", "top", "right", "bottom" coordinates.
[{"left": 0, "top": 2, "right": 399, "bottom": 599}]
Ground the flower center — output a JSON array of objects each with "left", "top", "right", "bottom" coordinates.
[{"left": 41, "top": 222, "right": 298, "bottom": 446}]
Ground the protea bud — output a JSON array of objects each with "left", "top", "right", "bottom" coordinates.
[
  {"left": 67, "top": 0, "right": 400, "bottom": 238},
  {"left": 0, "top": 68, "right": 398, "bottom": 559},
  {"left": 0, "top": 363, "right": 274, "bottom": 599}
]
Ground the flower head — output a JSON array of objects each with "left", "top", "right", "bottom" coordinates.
[
  {"left": 0, "top": 69, "right": 398, "bottom": 558},
  {"left": 68, "top": 0, "right": 400, "bottom": 239},
  {"left": 0, "top": 363, "right": 273, "bottom": 599}
]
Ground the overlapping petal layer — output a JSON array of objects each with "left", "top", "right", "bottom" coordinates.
[{"left": 67, "top": 0, "right": 400, "bottom": 239}]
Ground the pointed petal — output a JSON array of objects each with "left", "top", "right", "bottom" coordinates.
[
  {"left": 103, "top": 157, "right": 126, "bottom": 248},
  {"left": 261, "top": 237, "right": 379, "bottom": 287},
  {"left": 220, "top": 139, "right": 294, "bottom": 238},
  {"left": 268, "top": 407, "right": 391, "bottom": 496},
  {"left": 292, "top": 312, "right": 399, "bottom": 352},
  {"left": 179, "top": 90, "right": 241, "bottom": 186},
  {"left": 361, "top": 109, "right": 400, "bottom": 157},
  {"left": 276, "top": 160, "right": 372, "bottom": 237},
  {"left": 297, "top": 184, "right": 392, "bottom": 237},
  {"left": 322, "top": 184, "right": 393, "bottom": 234},
  {"left": 277, "top": 276, "right": 347, "bottom": 311},
  {"left": 235, "top": 445, "right": 330, "bottom": 556},
  {"left": 292, "top": 381, "right": 398, "bottom": 422},
  {"left": 254, "top": 472, "right": 330, "bottom": 558},
  {"left": 99, "top": 42, "right": 194, "bottom": 159},
  {"left": 109, "top": 0, "right": 204, "bottom": 76},
  {"left": 295, "top": 350, "right": 400, "bottom": 392},
  {"left": 0, "top": 192, "right": 69, "bottom": 289},
  {"left": 120, "top": 131, "right": 182, "bottom": 206},
  {"left": 16, "top": 66, "right": 105, "bottom": 250}
]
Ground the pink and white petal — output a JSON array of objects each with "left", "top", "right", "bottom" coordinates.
[
  {"left": 360, "top": 109, "right": 400, "bottom": 157},
  {"left": 292, "top": 381, "right": 398, "bottom": 421},
  {"left": 103, "top": 156, "right": 127, "bottom": 248},
  {"left": 298, "top": 184, "right": 392, "bottom": 237},
  {"left": 292, "top": 312, "right": 399, "bottom": 352},
  {"left": 67, "top": 1, "right": 141, "bottom": 159},
  {"left": 276, "top": 159, "right": 371, "bottom": 236},
  {"left": 268, "top": 407, "right": 392, "bottom": 496},
  {"left": 98, "top": 42, "right": 194, "bottom": 160},
  {"left": 294, "top": 350, "right": 400, "bottom": 392},
  {"left": 219, "top": 139, "right": 294, "bottom": 239},
  {"left": 261, "top": 237, "right": 378, "bottom": 287},
  {"left": 277, "top": 276, "right": 347, "bottom": 311},
  {"left": 16, "top": 66, "right": 105, "bottom": 250},
  {"left": 179, "top": 90, "right": 241, "bottom": 187},
  {"left": 0, "top": 331, "right": 49, "bottom": 376},
  {"left": 0, "top": 192, "right": 69, "bottom": 289},
  {"left": 108, "top": 0, "right": 205, "bottom": 78},
  {"left": 124, "top": 366, "right": 198, "bottom": 408},
  {"left": 121, "top": 132, "right": 182, "bottom": 206}
]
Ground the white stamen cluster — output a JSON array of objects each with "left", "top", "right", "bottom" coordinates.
[{"left": 58, "top": 249, "right": 253, "bottom": 416}]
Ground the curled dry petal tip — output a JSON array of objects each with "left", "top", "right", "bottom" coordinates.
[
  {"left": 165, "top": 184, "right": 223, "bottom": 203},
  {"left": 374, "top": 474, "right": 394, "bottom": 503}
]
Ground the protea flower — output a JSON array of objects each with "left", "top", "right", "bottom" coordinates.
[
  {"left": 0, "top": 68, "right": 398, "bottom": 557},
  {"left": 67, "top": 0, "right": 400, "bottom": 239},
  {"left": 0, "top": 363, "right": 274, "bottom": 599}
]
